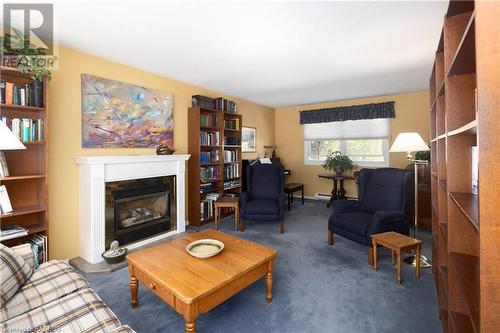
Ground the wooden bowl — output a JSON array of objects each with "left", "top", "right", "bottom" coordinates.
[{"left": 186, "top": 239, "right": 224, "bottom": 259}]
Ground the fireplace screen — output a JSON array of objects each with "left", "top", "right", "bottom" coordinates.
[{"left": 105, "top": 176, "right": 176, "bottom": 249}]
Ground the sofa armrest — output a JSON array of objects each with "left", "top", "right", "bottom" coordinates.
[
  {"left": 11, "top": 243, "right": 35, "bottom": 271},
  {"left": 239, "top": 192, "right": 250, "bottom": 215},
  {"left": 368, "top": 210, "right": 406, "bottom": 235},
  {"left": 331, "top": 199, "right": 360, "bottom": 214}
]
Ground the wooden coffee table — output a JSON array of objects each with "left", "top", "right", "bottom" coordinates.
[
  {"left": 370, "top": 231, "right": 423, "bottom": 284},
  {"left": 126, "top": 230, "right": 277, "bottom": 332}
]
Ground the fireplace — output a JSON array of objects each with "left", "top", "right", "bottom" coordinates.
[{"left": 105, "top": 176, "right": 176, "bottom": 249}]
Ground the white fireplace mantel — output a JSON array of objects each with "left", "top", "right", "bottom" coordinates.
[{"left": 74, "top": 155, "right": 190, "bottom": 263}]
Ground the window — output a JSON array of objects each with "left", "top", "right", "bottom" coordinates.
[{"left": 303, "top": 118, "right": 390, "bottom": 167}]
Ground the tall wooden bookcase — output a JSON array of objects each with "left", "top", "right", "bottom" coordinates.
[
  {"left": 188, "top": 106, "right": 242, "bottom": 226},
  {"left": 0, "top": 66, "right": 49, "bottom": 251},
  {"left": 429, "top": 1, "right": 500, "bottom": 331}
]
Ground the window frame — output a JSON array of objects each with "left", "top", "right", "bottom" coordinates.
[{"left": 303, "top": 138, "right": 390, "bottom": 167}]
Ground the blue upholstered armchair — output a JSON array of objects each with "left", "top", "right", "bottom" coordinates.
[
  {"left": 240, "top": 163, "right": 286, "bottom": 233},
  {"left": 328, "top": 168, "right": 414, "bottom": 259}
]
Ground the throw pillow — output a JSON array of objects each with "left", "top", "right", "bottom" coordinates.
[{"left": 0, "top": 244, "right": 33, "bottom": 307}]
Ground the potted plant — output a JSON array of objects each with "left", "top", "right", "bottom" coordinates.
[{"left": 322, "top": 151, "right": 355, "bottom": 176}]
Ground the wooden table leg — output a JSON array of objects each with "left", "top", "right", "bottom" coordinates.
[
  {"left": 416, "top": 245, "right": 421, "bottom": 279},
  {"left": 326, "top": 179, "right": 339, "bottom": 207},
  {"left": 391, "top": 250, "right": 395, "bottom": 266},
  {"left": 266, "top": 259, "right": 274, "bottom": 304},
  {"left": 129, "top": 271, "right": 138, "bottom": 309},
  {"left": 397, "top": 251, "right": 402, "bottom": 284},
  {"left": 184, "top": 304, "right": 198, "bottom": 333},
  {"left": 234, "top": 207, "right": 239, "bottom": 230},
  {"left": 301, "top": 186, "right": 304, "bottom": 205},
  {"left": 373, "top": 240, "right": 378, "bottom": 271},
  {"left": 214, "top": 206, "right": 219, "bottom": 230}
]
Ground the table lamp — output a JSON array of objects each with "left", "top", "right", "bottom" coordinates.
[{"left": 390, "top": 132, "right": 431, "bottom": 268}]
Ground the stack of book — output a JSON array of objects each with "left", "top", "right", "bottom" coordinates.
[
  {"left": 224, "top": 118, "right": 240, "bottom": 130},
  {"left": 200, "top": 131, "right": 220, "bottom": 146},
  {"left": 0, "top": 80, "right": 44, "bottom": 107},
  {"left": 224, "top": 150, "right": 239, "bottom": 163},
  {"left": 200, "top": 183, "right": 216, "bottom": 194},
  {"left": 200, "top": 150, "right": 220, "bottom": 164},
  {"left": 224, "top": 180, "right": 241, "bottom": 190},
  {"left": 200, "top": 193, "right": 222, "bottom": 221},
  {"left": 0, "top": 224, "right": 28, "bottom": 241},
  {"left": 200, "top": 113, "right": 218, "bottom": 128},
  {"left": 1, "top": 117, "right": 44, "bottom": 142},
  {"left": 200, "top": 166, "right": 218, "bottom": 183},
  {"left": 27, "top": 234, "right": 47, "bottom": 268},
  {"left": 214, "top": 97, "right": 237, "bottom": 114},
  {"left": 224, "top": 136, "right": 240, "bottom": 145},
  {"left": 224, "top": 164, "right": 240, "bottom": 180}
]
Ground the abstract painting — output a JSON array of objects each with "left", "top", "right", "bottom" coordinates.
[{"left": 81, "top": 74, "right": 174, "bottom": 148}]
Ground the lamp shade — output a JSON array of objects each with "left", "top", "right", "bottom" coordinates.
[
  {"left": 0, "top": 121, "right": 26, "bottom": 150},
  {"left": 390, "top": 132, "right": 429, "bottom": 153}
]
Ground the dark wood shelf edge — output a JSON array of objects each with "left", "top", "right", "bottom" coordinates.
[{"left": 449, "top": 192, "right": 479, "bottom": 229}]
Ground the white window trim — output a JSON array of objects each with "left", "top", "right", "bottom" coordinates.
[{"left": 304, "top": 139, "right": 390, "bottom": 167}]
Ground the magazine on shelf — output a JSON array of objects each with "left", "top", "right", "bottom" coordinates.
[
  {"left": 0, "top": 224, "right": 28, "bottom": 241},
  {"left": 0, "top": 185, "right": 13, "bottom": 213}
]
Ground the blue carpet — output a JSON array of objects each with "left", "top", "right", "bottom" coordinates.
[{"left": 86, "top": 200, "right": 441, "bottom": 332}]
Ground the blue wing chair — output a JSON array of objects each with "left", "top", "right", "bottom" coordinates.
[
  {"left": 327, "top": 168, "right": 414, "bottom": 263},
  {"left": 240, "top": 163, "right": 285, "bottom": 233}
]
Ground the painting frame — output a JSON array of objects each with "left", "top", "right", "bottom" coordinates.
[
  {"left": 242, "top": 126, "right": 256, "bottom": 153},
  {"left": 81, "top": 74, "right": 174, "bottom": 148}
]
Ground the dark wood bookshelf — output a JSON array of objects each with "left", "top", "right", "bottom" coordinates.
[
  {"left": 0, "top": 67, "right": 48, "bottom": 253},
  {"left": 188, "top": 106, "right": 243, "bottom": 226},
  {"left": 429, "top": 1, "right": 499, "bottom": 331}
]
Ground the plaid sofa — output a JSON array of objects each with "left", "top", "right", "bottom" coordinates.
[{"left": 1, "top": 244, "right": 134, "bottom": 333}]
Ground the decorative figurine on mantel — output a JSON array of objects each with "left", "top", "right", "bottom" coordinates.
[
  {"left": 156, "top": 144, "right": 176, "bottom": 155},
  {"left": 102, "top": 240, "right": 128, "bottom": 264}
]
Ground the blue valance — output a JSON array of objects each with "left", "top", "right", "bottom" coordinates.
[{"left": 300, "top": 101, "right": 395, "bottom": 124}]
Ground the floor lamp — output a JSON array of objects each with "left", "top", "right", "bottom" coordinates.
[{"left": 390, "top": 132, "right": 432, "bottom": 268}]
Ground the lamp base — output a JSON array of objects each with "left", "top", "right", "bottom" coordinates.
[{"left": 404, "top": 253, "right": 432, "bottom": 268}]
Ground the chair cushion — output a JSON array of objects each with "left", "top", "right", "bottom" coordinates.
[
  {"left": 330, "top": 212, "right": 373, "bottom": 237},
  {"left": 245, "top": 199, "right": 280, "bottom": 215},
  {"left": 360, "top": 169, "right": 405, "bottom": 213},
  {"left": 1, "top": 288, "right": 121, "bottom": 333},
  {"left": 0, "top": 260, "right": 89, "bottom": 322},
  {"left": 0, "top": 244, "right": 33, "bottom": 308}
]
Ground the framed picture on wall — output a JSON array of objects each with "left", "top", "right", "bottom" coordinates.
[{"left": 242, "top": 126, "right": 256, "bottom": 152}]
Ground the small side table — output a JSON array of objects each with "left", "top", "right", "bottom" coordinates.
[
  {"left": 318, "top": 174, "right": 355, "bottom": 207},
  {"left": 370, "top": 231, "right": 423, "bottom": 284},
  {"left": 214, "top": 197, "right": 240, "bottom": 231},
  {"left": 284, "top": 183, "right": 304, "bottom": 210}
]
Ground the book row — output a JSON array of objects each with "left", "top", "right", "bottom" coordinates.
[
  {"left": 224, "top": 180, "right": 241, "bottom": 190},
  {"left": 224, "top": 136, "right": 240, "bottom": 145},
  {"left": 224, "top": 150, "right": 239, "bottom": 163},
  {"left": 224, "top": 164, "right": 240, "bottom": 180},
  {"left": 200, "top": 193, "right": 222, "bottom": 221},
  {"left": 0, "top": 80, "right": 44, "bottom": 107},
  {"left": 224, "top": 119, "right": 240, "bottom": 130},
  {"left": 1, "top": 117, "right": 44, "bottom": 142},
  {"left": 200, "top": 131, "right": 220, "bottom": 146},
  {"left": 200, "top": 113, "right": 218, "bottom": 128},
  {"left": 215, "top": 97, "right": 237, "bottom": 114},
  {"left": 200, "top": 166, "right": 218, "bottom": 183},
  {"left": 200, "top": 183, "right": 217, "bottom": 194},
  {"left": 200, "top": 150, "right": 220, "bottom": 164}
]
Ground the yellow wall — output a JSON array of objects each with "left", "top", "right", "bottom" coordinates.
[
  {"left": 275, "top": 91, "right": 430, "bottom": 198},
  {"left": 48, "top": 46, "right": 274, "bottom": 259}
]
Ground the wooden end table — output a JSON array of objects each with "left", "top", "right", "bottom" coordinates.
[
  {"left": 126, "top": 230, "right": 277, "bottom": 333},
  {"left": 318, "top": 174, "right": 355, "bottom": 207},
  {"left": 214, "top": 196, "right": 240, "bottom": 231},
  {"left": 370, "top": 231, "right": 423, "bottom": 284}
]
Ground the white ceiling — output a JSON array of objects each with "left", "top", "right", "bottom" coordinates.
[{"left": 34, "top": 1, "right": 449, "bottom": 107}]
